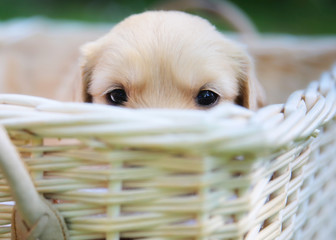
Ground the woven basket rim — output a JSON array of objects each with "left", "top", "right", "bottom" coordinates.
[{"left": 0, "top": 65, "right": 335, "bottom": 153}]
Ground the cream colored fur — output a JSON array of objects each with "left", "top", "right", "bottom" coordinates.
[{"left": 80, "top": 11, "right": 264, "bottom": 110}]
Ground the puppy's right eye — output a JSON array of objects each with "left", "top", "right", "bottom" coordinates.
[
  {"left": 196, "top": 90, "right": 219, "bottom": 107},
  {"left": 106, "top": 89, "right": 128, "bottom": 106}
]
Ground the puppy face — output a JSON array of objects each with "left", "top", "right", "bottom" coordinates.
[{"left": 80, "top": 11, "right": 264, "bottom": 110}]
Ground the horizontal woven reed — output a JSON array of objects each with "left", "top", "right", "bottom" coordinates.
[{"left": 0, "top": 66, "right": 336, "bottom": 240}]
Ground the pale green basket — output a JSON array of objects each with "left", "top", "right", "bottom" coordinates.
[{"left": 0, "top": 65, "right": 335, "bottom": 239}]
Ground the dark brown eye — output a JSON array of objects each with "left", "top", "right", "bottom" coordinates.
[
  {"left": 106, "top": 89, "right": 128, "bottom": 106},
  {"left": 196, "top": 90, "right": 219, "bottom": 107}
]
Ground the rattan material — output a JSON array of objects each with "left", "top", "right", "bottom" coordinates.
[{"left": 0, "top": 66, "right": 335, "bottom": 240}]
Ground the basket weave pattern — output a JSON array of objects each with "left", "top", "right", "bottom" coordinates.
[{"left": 0, "top": 67, "right": 336, "bottom": 239}]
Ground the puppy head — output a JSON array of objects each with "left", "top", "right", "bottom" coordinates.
[{"left": 80, "top": 11, "right": 264, "bottom": 110}]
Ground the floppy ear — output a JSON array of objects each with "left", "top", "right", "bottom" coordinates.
[
  {"left": 79, "top": 41, "right": 101, "bottom": 103},
  {"left": 234, "top": 54, "right": 265, "bottom": 110}
]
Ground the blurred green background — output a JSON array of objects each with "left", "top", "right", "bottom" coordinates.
[{"left": 0, "top": 0, "right": 335, "bottom": 35}]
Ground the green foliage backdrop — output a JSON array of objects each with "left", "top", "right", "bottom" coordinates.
[{"left": 0, "top": 0, "right": 335, "bottom": 35}]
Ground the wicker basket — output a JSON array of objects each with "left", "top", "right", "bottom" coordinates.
[{"left": 0, "top": 64, "right": 336, "bottom": 239}]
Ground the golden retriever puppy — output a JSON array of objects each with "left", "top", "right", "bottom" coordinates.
[{"left": 80, "top": 11, "right": 264, "bottom": 110}]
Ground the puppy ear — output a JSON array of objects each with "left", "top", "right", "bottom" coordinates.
[
  {"left": 234, "top": 54, "right": 265, "bottom": 110},
  {"left": 79, "top": 41, "right": 101, "bottom": 103}
]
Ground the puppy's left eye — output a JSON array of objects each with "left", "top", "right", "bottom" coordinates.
[
  {"left": 106, "top": 89, "right": 128, "bottom": 106},
  {"left": 196, "top": 90, "right": 219, "bottom": 107}
]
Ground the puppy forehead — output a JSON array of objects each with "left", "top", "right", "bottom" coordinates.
[
  {"left": 91, "top": 11, "right": 242, "bottom": 94},
  {"left": 95, "top": 46, "right": 237, "bottom": 88},
  {"left": 100, "top": 11, "right": 228, "bottom": 59}
]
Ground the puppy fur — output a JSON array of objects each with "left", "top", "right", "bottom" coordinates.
[{"left": 80, "top": 11, "right": 264, "bottom": 110}]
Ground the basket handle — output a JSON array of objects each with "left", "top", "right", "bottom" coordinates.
[
  {"left": 156, "top": 0, "right": 258, "bottom": 40},
  {"left": 0, "top": 126, "right": 69, "bottom": 240}
]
